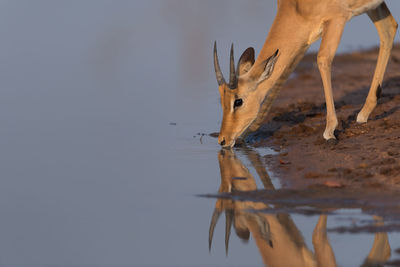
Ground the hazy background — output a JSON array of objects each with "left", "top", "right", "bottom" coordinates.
[{"left": 0, "top": 1, "right": 399, "bottom": 266}]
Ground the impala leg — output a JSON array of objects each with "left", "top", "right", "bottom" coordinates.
[
  {"left": 362, "top": 216, "right": 391, "bottom": 266},
  {"left": 357, "top": 3, "right": 398, "bottom": 123},
  {"left": 312, "top": 215, "right": 337, "bottom": 267},
  {"left": 317, "top": 19, "right": 346, "bottom": 140}
]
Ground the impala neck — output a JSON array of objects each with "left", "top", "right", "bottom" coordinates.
[{"left": 246, "top": 5, "right": 314, "bottom": 133}]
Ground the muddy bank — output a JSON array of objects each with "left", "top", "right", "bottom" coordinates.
[
  {"left": 202, "top": 185, "right": 400, "bottom": 232},
  {"left": 248, "top": 45, "right": 400, "bottom": 189}
]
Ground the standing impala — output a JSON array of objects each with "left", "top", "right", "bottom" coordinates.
[{"left": 214, "top": 0, "right": 398, "bottom": 148}]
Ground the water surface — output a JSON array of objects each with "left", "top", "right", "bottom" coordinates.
[{"left": 0, "top": 1, "right": 400, "bottom": 266}]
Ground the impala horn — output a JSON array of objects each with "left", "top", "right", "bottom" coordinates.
[
  {"left": 225, "top": 209, "right": 233, "bottom": 255},
  {"left": 229, "top": 43, "right": 237, "bottom": 89},
  {"left": 208, "top": 208, "right": 222, "bottom": 252},
  {"left": 214, "top": 41, "right": 226, "bottom": 86}
]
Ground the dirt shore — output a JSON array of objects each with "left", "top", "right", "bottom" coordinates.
[{"left": 244, "top": 45, "right": 400, "bottom": 189}]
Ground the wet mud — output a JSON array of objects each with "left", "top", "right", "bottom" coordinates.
[{"left": 203, "top": 186, "right": 400, "bottom": 231}]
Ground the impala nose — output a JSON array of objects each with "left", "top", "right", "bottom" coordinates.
[{"left": 219, "top": 139, "right": 226, "bottom": 146}]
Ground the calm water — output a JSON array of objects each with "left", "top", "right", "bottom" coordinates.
[{"left": 0, "top": 1, "right": 400, "bottom": 266}]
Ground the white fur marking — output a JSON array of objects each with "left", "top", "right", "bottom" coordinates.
[{"left": 351, "top": 0, "right": 384, "bottom": 17}]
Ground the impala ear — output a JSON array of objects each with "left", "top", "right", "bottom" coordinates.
[
  {"left": 237, "top": 47, "right": 255, "bottom": 76},
  {"left": 257, "top": 49, "right": 279, "bottom": 84},
  {"left": 234, "top": 217, "right": 250, "bottom": 241}
]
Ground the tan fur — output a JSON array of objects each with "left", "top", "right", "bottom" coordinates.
[{"left": 215, "top": 0, "right": 398, "bottom": 147}]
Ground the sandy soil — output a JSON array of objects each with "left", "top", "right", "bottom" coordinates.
[{"left": 247, "top": 45, "right": 400, "bottom": 189}]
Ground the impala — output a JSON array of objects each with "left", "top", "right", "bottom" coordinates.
[{"left": 214, "top": 0, "right": 398, "bottom": 148}]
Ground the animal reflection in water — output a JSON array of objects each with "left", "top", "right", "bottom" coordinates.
[{"left": 209, "top": 148, "right": 391, "bottom": 266}]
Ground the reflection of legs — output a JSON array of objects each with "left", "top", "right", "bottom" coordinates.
[
  {"left": 357, "top": 2, "right": 398, "bottom": 123},
  {"left": 312, "top": 215, "right": 337, "bottom": 267},
  {"left": 317, "top": 19, "right": 346, "bottom": 140},
  {"left": 245, "top": 148, "right": 274, "bottom": 190},
  {"left": 362, "top": 216, "right": 391, "bottom": 266}
]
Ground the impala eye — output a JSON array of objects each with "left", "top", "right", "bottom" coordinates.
[{"left": 234, "top": 99, "right": 243, "bottom": 108}]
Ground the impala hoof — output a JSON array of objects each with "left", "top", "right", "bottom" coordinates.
[
  {"left": 326, "top": 138, "right": 338, "bottom": 146},
  {"left": 356, "top": 112, "right": 368, "bottom": 124}
]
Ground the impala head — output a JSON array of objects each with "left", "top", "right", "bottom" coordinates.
[{"left": 214, "top": 42, "right": 279, "bottom": 148}]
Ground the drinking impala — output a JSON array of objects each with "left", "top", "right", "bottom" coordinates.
[{"left": 214, "top": 0, "right": 398, "bottom": 148}]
